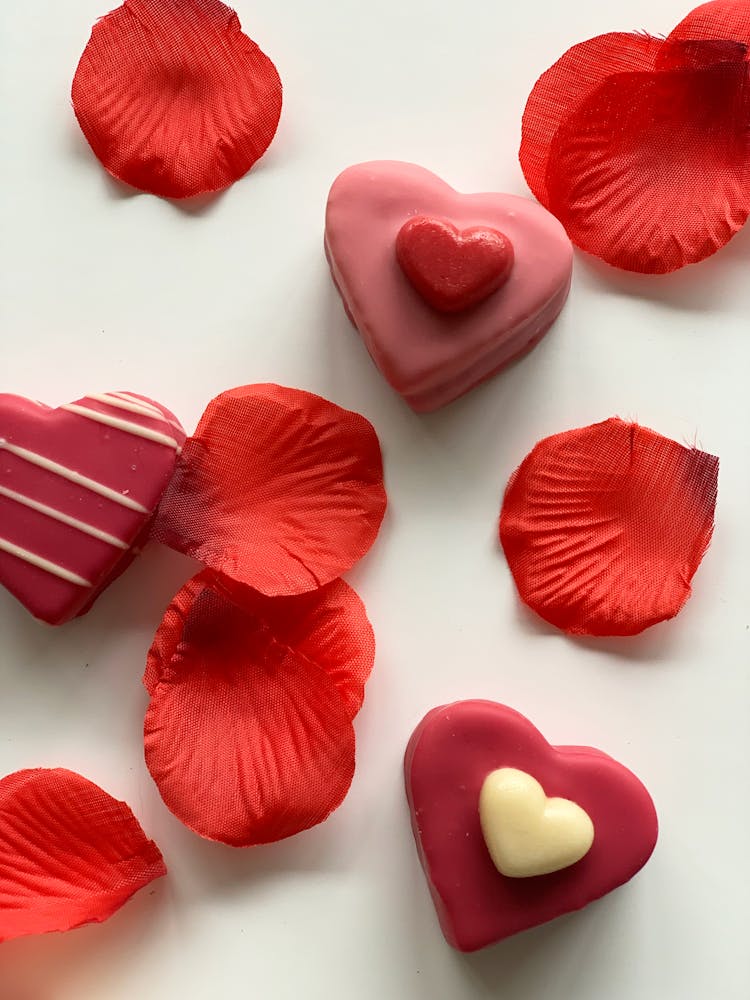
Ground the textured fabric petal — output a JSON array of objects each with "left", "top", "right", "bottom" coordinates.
[
  {"left": 212, "top": 574, "right": 376, "bottom": 720},
  {"left": 0, "top": 769, "right": 166, "bottom": 942},
  {"left": 499, "top": 418, "right": 718, "bottom": 637},
  {"left": 144, "top": 573, "right": 375, "bottom": 845},
  {"left": 72, "top": 0, "right": 282, "bottom": 199},
  {"left": 545, "top": 61, "right": 750, "bottom": 272},
  {"left": 669, "top": 0, "right": 750, "bottom": 46},
  {"left": 145, "top": 573, "right": 375, "bottom": 717},
  {"left": 143, "top": 576, "right": 203, "bottom": 696},
  {"left": 152, "top": 385, "right": 387, "bottom": 597},
  {"left": 655, "top": 36, "right": 749, "bottom": 72},
  {"left": 519, "top": 33, "right": 663, "bottom": 205}
]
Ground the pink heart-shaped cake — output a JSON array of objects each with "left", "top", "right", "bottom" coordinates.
[
  {"left": 0, "top": 392, "right": 185, "bottom": 624},
  {"left": 325, "top": 161, "right": 573, "bottom": 412},
  {"left": 405, "top": 701, "right": 658, "bottom": 951}
]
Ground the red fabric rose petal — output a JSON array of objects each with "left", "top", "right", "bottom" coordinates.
[
  {"left": 151, "top": 384, "right": 387, "bottom": 597},
  {"left": 520, "top": 32, "right": 663, "bottom": 205},
  {"left": 499, "top": 418, "right": 718, "bottom": 636},
  {"left": 520, "top": 3, "right": 750, "bottom": 272},
  {"left": 655, "top": 36, "right": 749, "bottom": 72},
  {"left": 210, "top": 574, "right": 376, "bottom": 720},
  {"left": 669, "top": 0, "right": 750, "bottom": 46},
  {"left": 144, "top": 572, "right": 375, "bottom": 845},
  {"left": 545, "top": 59, "right": 750, "bottom": 272},
  {"left": 72, "top": 0, "right": 282, "bottom": 199},
  {"left": 0, "top": 769, "right": 166, "bottom": 942}
]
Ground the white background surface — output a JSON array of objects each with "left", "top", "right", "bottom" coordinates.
[{"left": 1, "top": 1, "right": 749, "bottom": 997}]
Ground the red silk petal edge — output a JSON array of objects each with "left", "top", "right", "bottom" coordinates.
[
  {"left": 0, "top": 769, "right": 166, "bottom": 941},
  {"left": 500, "top": 418, "right": 718, "bottom": 636},
  {"left": 144, "top": 573, "right": 374, "bottom": 845}
]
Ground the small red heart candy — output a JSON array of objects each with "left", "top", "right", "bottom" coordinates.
[{"left": 396, "top": 216, "right": 514, "bottom": 313}]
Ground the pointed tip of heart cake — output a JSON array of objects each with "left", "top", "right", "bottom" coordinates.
[{"left": 325, "top": 161, "right": 573, "bottom": 412}]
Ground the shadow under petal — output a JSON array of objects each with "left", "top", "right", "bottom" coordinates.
[
  {"left": 171, "top": 186, "right": 228, "bottom": 216},
  {"left": 0, "top": 874, "right": 171, "bottom": 996},
  {"left": 574, "top": 218, "right": 750, "bottom": 312},
  {"left": 506, "top": 583, "right": 693, "bottom": 666}
]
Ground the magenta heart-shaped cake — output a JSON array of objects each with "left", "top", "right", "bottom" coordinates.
[
  {"left": 0, "top": 392, "right": 185, "bottom": 624},
  {"left": 405, "top": 701, "right": 658, "bottom": 951},
  {"left": 325, "top": 161, "right": 573, "bottom": 412}
]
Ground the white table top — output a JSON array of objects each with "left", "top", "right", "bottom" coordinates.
[{"left": 1, "top": 2, "right": 748, "bottom": 997}]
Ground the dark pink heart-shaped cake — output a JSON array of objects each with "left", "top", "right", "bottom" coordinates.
[
  {"left": 405, "top": 701, "right": 658, "bottom": 951},
  {"left": 325, "top": 161, "right": 573, "bottom": 412},
  {"left": 0, "top": 392, "right": 185, "bottom": 624}
]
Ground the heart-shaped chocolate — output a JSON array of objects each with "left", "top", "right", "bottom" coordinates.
[
  {"left": 396, "top": 216, "right": 514, "bottom": 313},
  {"left": 479, "top": 767, "right": 594, "bottom": 878},
  {"left": 405, "top": 701, "right": 658, "bottom": 951},
  {"left": 0, "top": 393, "right": 185, "bottom": 624},
  {"left": 325, "top": 161, "right": 573, "bottom": 412}
]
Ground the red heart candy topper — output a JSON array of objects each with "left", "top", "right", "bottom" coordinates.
[{"left": 396, "top": 216, "right": 514, "bottom": 313}]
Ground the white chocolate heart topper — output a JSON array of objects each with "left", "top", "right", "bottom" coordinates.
[{"left": 479, "top": 768, "right": 594, "bottom": 878}]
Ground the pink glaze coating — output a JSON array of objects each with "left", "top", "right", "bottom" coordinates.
[
  {"left": 325, "top": 162, "right": 573, "bottom": 412},
  {"left": 0, "top": 393, "right": 185, "bottom": 625},
  {"left": 405, "top": 701, "right": 658, "bottom": 952}
]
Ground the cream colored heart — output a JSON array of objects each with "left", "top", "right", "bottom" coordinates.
[{"left": 479, "top": 768, "right": 594, "bottom": 878}]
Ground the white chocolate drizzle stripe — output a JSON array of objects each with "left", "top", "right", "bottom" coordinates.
[
  {"left": 61, "top": 403, "right": 181, "bottom": 449},
  {"left": 0, "top": 440, "right": 149, "bottom": 513},
  {"left": 0, "top": 485, "right": 129, "bottom": 549},
  {"left": 88, "top": 393, "right": 171, "bottom": 422},
  {"left": 0, "top": 537, "right": 93, "bottom": 587},
  {"left": 112, "top": 393, "right": 185, "bottom": 432},
  {"left": 113, "top": 392, "right": 163, "bottom": 415}
]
